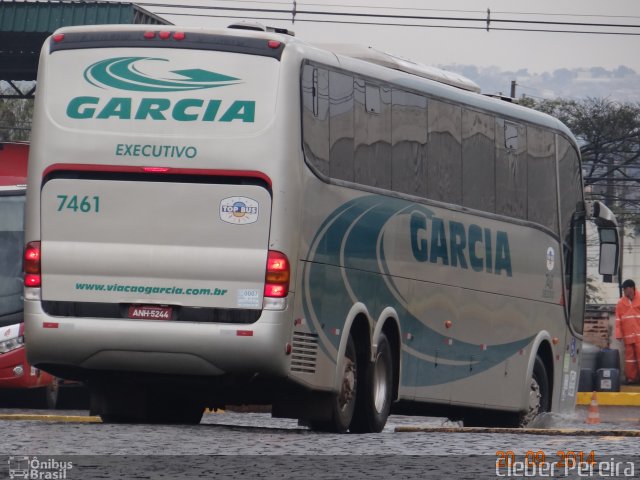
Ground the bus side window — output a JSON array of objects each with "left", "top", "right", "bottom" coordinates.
[
  {"left": 495, "top": 118, "right": 527, "bottom": 220},
  {"left": 365, "top": 82, "right": 381, "bottom": 114},
  {"left": 427, "top": 99, "right": 462, "bottom": 204},
  {"left": 329, "top": 70, "right": 355, "bottom": 182},
  {"left": 391, "top": 89, "right": 427, "bottom": 198},
  {"left": 558, "top": 136, "right": 585, "bottom": 329},
  {"left": 354, "top": 79, "right": 391, "bottom": 189},
  {"left": 504, "top": 121, "right": 518, "bottom": 150},
  {"left": 558, "top": 137, "right": 583, "bottom": 247},
  {"left": 301, "top": 64, "right": 330, "bottom": 176},
  {"left": 462, "top": 109, "right": 495, "bottom": 213},
  {"left": 527, "top": 125, "right": 558, "bottom": 233}
]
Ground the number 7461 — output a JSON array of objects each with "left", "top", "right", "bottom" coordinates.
[{"left": 56, "top": 195, "right": 100, "bottom": 213}]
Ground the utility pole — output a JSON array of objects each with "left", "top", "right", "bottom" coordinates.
[{"left": 510, "top": 80, "right": 517, "bottom": 99}]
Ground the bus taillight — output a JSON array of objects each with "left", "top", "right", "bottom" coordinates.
[
  {"left": 24, "top": 241, "right": 41, "bottom": 288},
  {"left": 264, "top": 250, "right": 290, "bottom": 298}
]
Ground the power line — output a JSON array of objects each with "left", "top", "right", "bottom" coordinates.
[
  {"left": 138, "top": 1, "right": 640, "bottom": 21},
  {"left": 492, "top": 10, "right": 640, "bottom": 20},
  {"left": 153, "top": 11, "right": 640, "bottom": 35},
  {"left": 138, "top": 2, "right": 640, "bottom": 31},
  {"left": 203, "top": 0, "right": 485, "bottom": 14}
]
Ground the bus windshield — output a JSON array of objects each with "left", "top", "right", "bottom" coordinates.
[{"left": 0, "top": 194, "right": 25, "bottom": 326}]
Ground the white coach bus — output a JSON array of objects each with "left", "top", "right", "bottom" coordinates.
[{"left": 24, "top": 24, "right": 618, "bottom": 430}]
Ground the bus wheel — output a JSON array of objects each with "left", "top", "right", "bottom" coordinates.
[
  {"left": 350, "top": 332, "right": 393, "bottom": 433},
  {"left": 29, "top": 378, "right": 59, "bottom": 409},
  {"left": 309, "top": 334, "right": 358, "bottom": 433},
  {"left": 145, "top": 393, "right": 205, "bottom": 425},
  {"left": 44, "top": 378, "right": 60, "bottom": 409},
  {"left": 520, "top": 355, "right": 550, "bottom": 427}
]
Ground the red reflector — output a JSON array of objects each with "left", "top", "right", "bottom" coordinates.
[
  {"left": 236, "top": 330, "right": 254, "bottom": 337},
  {"left": 142, "top": 167, "right": 170, "bottom": 173},
  {"left": 25, "top": 274, "right": 41, "bottom": 288},
  {"left": 24, "top": 241, "right": 41, "bottom": 275},
  {"left": 267, "top": 254, "right": 287, "bottom": 272},
  {"left": 43, "top": 322, "right": 59, "bottom": 329},
  {"left": 159, "top": 31, "right": 171, "bottom": 40},
  {"left": 144, "top": 31, "right": 155, "bottom": 39},
  {"left": 264, "top": 250, "right": 290, "bottom": 298},
  {"left": 267, "top": 40, "right": 281, "bottom": 49},
  {"left": 173, "top": 32, "right": 186, "bottom": 40},
  {"left": 53, "top": 33, "right": 65, "bottom": 43},
  {"left": 264, "top": 284, "right": 286, "bottom": 297}
]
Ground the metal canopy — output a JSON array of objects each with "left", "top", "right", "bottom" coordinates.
[{"left": 0, "top": 0, "right": 171, "bottom": 98}]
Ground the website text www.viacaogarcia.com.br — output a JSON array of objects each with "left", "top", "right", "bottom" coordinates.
[{"left": 74, "top": 282, "right": 228, "bottom": 297}]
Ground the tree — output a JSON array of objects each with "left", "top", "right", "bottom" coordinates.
[
  {"left": 522, "top": 97, "right": 640, "bottom": 226},
  {"left": 0, "top": 84, "right": 34, "bottom": 142}
]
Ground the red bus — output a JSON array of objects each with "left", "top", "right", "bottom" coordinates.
[{"left": 0, "top": 142, "right": 58, "bottom": 407}]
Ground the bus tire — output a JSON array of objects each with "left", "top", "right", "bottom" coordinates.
[
  {"left": 464, "top": 355, "right": 551, "bottom": 428},
  {"left": 96, "top": 385, "right": 204, "bottom": 425},
  {"left": 145, "top": 393, "right": 204, "bottom": 425},
  {"left": 520, "top": 354, "right": 550, "bottom": 427},
  {"left": 29, "top": 378, "right": 59, "bottom": 410},
  {"left": 350, "top": 332, "right": 393, "bottom": 433},
  {"left": 44, "top": 378, "right": 60, "bottom": 410},
  {"left": 308, "top": 334, "right": 358, "bottom": 433}
]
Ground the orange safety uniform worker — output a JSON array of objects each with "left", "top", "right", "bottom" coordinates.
[{"left": 615, "top": 279, "right": 640, "bottom": 383}]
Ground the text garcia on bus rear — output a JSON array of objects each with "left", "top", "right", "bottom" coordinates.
[{"left": 25, "top": 25, "right": 617, "bottom": 430}]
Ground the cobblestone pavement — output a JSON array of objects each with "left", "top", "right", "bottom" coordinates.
[{"left": 0, "top": 410, "right": 638, "bottom": 479}]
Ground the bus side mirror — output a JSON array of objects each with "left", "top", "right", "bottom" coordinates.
[{"left": 598, "top": 227, "right": 619, "bottom": 282}]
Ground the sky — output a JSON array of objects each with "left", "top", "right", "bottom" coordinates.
[{"left": 123, "top": 0, "right": 640, "bottom": 100}]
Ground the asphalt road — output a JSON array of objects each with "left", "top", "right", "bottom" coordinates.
[{"left": 1, "top": 410, "right": 638, "bottom": 479}]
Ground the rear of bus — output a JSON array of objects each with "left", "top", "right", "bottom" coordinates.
[{"left": 24, "top": 26, "right": 302, "bottom": 421}]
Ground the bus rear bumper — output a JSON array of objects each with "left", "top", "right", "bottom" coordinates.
[{"left": 24, "top": 299, "right": 292, "bottom": 380}]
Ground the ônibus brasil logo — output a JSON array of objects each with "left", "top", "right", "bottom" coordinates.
[{"left": 67, "top": 57, "right": 256, "bottom": 123}]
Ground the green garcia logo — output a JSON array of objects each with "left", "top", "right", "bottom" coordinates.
[{"left": 66, "top": 57, "right": 255, "bottom": 122}]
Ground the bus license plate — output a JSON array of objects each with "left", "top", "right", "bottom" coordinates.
[{"left": 128, "top": 305, "right": 172, "bottom": 320}]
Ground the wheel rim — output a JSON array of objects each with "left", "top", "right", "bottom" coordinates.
[
  {"left": 47, "top": 378, "right": 60, "bottom": 408},
  {"left": 373, "top": 351, "right": 389, "bottom": 413},
  {"left": 522, "top": 375, "right": 542, "bottom": 425},
  {"left": 338, "top": 357, "right": 356, "bottom": 412}
]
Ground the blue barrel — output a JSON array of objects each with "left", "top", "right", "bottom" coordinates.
[
  {"left": 595, "top": 368, "right": 620, "bottom": 392},
  {"left": 578, "top": 368, "right": 595, "bottom": 392},
  {"left": 597, "top": 349, "right": 620, "bottom": 370},
  {"left": 581, "top": 343, "right": 599, "bottom": 371}
]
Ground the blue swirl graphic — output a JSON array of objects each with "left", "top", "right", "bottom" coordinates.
[
  {"left": 302, "top": 195, "right": 532, "bottom": 387},
  {"left": 84, "top": 57, "right": 242, "bottom": 92}
]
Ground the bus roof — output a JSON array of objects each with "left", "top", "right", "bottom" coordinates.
[
  {"left": 301, "top": 42, "right": 576, "bottom": 143},
  {"left": 313, "top": 44, "right": 482, "bottom": 93},
  {"left": 47, "top": 24, "right": 578, "bottom": 146},
  {"left": 0, "top": 142, "right": 29, "bottom": 188}
]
